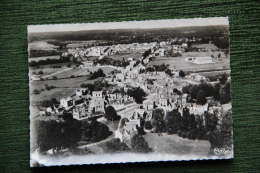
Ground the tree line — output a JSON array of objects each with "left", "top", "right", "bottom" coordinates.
[
  {"left": 35, "top": 118, "right": 112, "bottom": 152},
  {"left": 29, "top": 57, "right": 70, "bottom": 67},
  {"left": 145, "top": 107, "right": 232, "bottom": 152}
]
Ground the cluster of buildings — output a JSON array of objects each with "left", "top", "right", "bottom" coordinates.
[
  {"left": 39, "top": 86, "right": 137, "bottom": 120},
  {"left": 61, "top": 40, "right": 189, "bottom": 62}
]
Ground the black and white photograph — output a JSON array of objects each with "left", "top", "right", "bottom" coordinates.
[{"left": 28, "top": 17, "right": 233, "bottom": 167}]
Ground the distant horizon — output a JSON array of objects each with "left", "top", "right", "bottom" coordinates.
[{"left": 28, "top": 17, "right": 229, "bottom": 33}]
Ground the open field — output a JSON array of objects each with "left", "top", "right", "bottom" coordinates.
[
  {"left": 182, "top": 51, "right": 226, "bottom": 58},
  {"left": 29, "top": 63, "right": 75, "bottom": 76},
  {"left": 43, "top": 66, "right": 115, "bottom": 79},
  {"left": 30, "top": 76, "right": 101, "bottom": 92},
  {"left": 144, "top": 133, "right": 210, "bottom": 155},
  {"left": 30, "top": 88, "right": 76, "bottom": 103},
  {"left": 28, "top": 41, "right": 57, "bottom": 50},
  {"left": 148, "top": 56, "right": 230, "bottom": 72},
  {"left": 194, "top": 70, "right": 230, "bottom": 77},
  {"left": 191, "top": 44, "right": 219, "bottom": 50}
]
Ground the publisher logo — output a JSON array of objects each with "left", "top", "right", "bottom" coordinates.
[{"left": 214, "top": 147, "right": 231, "bottom": 155}]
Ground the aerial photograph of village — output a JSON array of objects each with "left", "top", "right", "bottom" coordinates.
[{"left": 28, "top": 18, "right": 233, "bottom": 167}]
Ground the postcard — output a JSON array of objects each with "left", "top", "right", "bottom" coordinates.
[{"left": 28, "top": 17, "right": 233, "bottom": 167}]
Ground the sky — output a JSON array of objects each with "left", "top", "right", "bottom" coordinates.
[{"left": 28, "top": 17, "right": 229, "bottom": 33}]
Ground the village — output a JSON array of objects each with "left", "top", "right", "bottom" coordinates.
[{"left": 30, "top": 38, "right": 232, "bottom": 156}]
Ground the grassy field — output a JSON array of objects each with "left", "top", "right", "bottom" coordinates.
[
  {"left": 29, "top": 63, "right": 75, "bottom": 76},
  {"left": 182, "top": 51, "right": 226, "bottom": 59},
  {"left": 28, "top": 41, "right": 57, "bottom": 51},
  {"left": 29, "top": 76, "right": 102, "bottom": 103},
  {"left": 107, "top": 52, "right": 143, "bottom": 61},
  {"left": 148, "top": 56, "right": 230, "bottom": 72},
  {"left": 191, "top": 44, "right": 219, "bottom": 50},
  {"left": 194, "top": 70, "right": 231, "bottom": 77},
  {"left": 143, "top": 133, "right": 211, "bottom": 156},
  {"left": 47, "top": 66, "right": 115, "bottom": 79},
  {"left": 30, "top": 88, "right": 76, "bottom": 103},
  {"left": 30, "top": 76, "right": 100, "bottom": 89}
]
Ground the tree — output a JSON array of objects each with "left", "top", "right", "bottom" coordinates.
[
  {"left": 131, "top": 134, "right": 152, "bottom": 153},
  {"left": 127, "top": 87, "right": 147, "bottom": 104},
  {"left": 213, "top": 83, "right": 221, "bottom": 101},
  {"left": 219, "top": 73, "right": 228, "bottom": 85},
  {"left": 35, "top": 119, "right": 82, "bottom": 152},
  {"left": 219, "top": 111, "right": 233, "bottom": 148},
  {"left": 86, "top": 120, "right": 113, "bottom": 142},
  {"left": 151, "top": 108, "right": 166, "bottom": 133},
  {"left": 166, "top": 109, "right": 181, "bottom": 134},
  {"left": 144, "top": 121, "right": 153, "bottom": 130},
  {"left": 204, "top": 111, "right": 218, "bottom": 132},
  {"left": 50, "top": 98, "right": 58, "bottom": 104},
  {"left": 103, "top": 138, "right": 130, "bottom": 153},
  {"left": 220, "top": 82, "right": 231, "bottom": 104},
  {"left": 112, "top": 89, "right": 120, "bottom": 94},
  {"left": 104, "top": 106, "right": 119, "bottom": 120},
  {"left": 96, "top": 69, "right": 106, "bottom": 77},
  {"left": 188, "top": 82, "right": 214, "bottom": 100},
  {"left": 38, "top": 70, "right": 44, "bottom": 75},
  {"left": 196, "top": 90, "right": 207, "bottom": 105},
  {"left": 29, "top": 61, "right": 38, "bottom": 67},
  {"left": 33, "top": 89, "right": 40, "bottom": 95},
  {"left": 179, "top": 70, "right": 186, "bottom": 77},
  {"left": 218, "top": 53, "right": 221, "bottom": 59}
]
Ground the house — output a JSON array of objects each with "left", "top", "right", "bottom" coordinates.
[
  {"left": 92, "top": 91, "right": 103, "bottom": 99},
  {"left": 188, "top": 74, "right": 207, "bottom": 81},
  {"left": 88, "top": 99, "right": 105, "bottom": 113},
  {"left": 79, "top": 61, "right": 93, "bottom": 68},
  {"left": 73, "top": 104, "right": 88, "bottom": 120},
  {"left": 87, "top": 47, "right": 101, "bottom": 57},
  {"left": 188, "top": 103, "right": 209, "bottom": 115},
  {"left": 60, "top": 97, "right": 74, "bottom": 110},
  {"left": 76, "top": 88, "right": 87, "bottom": 96},
  {"left": 182, "top": 43, "right": 188, "bottom": 48},
  {"left": 143, "top": 100, "right": 154, "bottom": 110},
  {"left": 121, "top": 119, "right": 140, "bottom": 141},
  {"left": 159, "top": 41, "right": 168, "bottom": 47},
  {"left": 128, "top": 57, "right": 134, "bottom": 62},
  {"left": 155, "top": 48, "right": 165, "bottom": 56},
  {"left": 222, "top": 103, "right": 232, "bottom": 112},
  {"left": 31, "top": 75, "right": 41, "bottom": 81},
  {"left": 115, "top": 73, "right": 124, "bottom": 82}
]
